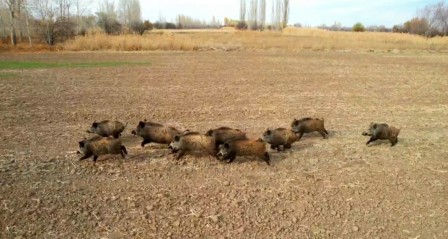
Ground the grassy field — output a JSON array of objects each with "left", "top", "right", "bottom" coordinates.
[
  {"left": 0, "top": 50, "right": 447, "bottom": 238},
  {"left": 60, "top": 27, "right": 448, "bottom": 52}
]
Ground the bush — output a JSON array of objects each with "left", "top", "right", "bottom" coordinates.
[
  {"left": 353, "top": 22, "right": 365, "bottom": 32},
  {"left": 236, "top": 21, "right": 248, "bottom": 30},
  {"left": 35, "top": 17, "right": 76, "bottom": 45}
]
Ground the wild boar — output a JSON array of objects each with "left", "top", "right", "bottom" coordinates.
[
  {"left": 87, "top": 120, "right": 127, "bottom": 138},
  {"left": 205, "top": 127, "right": 247, "bottom": 149},
  {"left": 362, "top": 122, "right": 401, "bottom": 146},
  {"left": 290, "top": 117, "right": 328, "bottom": 140},
  {"left": 217, "top": 138, "right": 270, "bottom": 165},
  {"left": 263, "top": 128, "right": 299, "bottom": 151},
  {"left": 78, "top": 136, "right": 127, "bottom": 162},
  {"left": 168, "top": 132, "right": 216, "bottom": 160},
  {"left": 131, "top": 121, "right": 181, "bottom": 147}
]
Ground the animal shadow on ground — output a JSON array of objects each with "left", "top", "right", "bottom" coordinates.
[
  {"left": 366, "top": 137, "right": 405, "bottom": 147},
  {"left": 266, "top": 141, "right": 315, "bottom": 164}
]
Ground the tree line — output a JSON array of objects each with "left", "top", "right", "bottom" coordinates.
[
  {"left": 234, "top": 0, "right": 290, "bottom": 31},
  {"left": 393, "top": 1, "right": 448, "bottom": 36},
  {"left": 0, "top": 0, "right": 223, "bottom": 46}
]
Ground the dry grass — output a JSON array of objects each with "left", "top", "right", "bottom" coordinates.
[{"left": 62, "top": 27, "right": 448, "bottom": 52}]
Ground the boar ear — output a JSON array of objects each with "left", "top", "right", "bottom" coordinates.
[
  {"left": 224, "top": 143, "right": 230, "bottom": 148},
  {"left": 138, "top": 121, "right": 145, "bottom": 127},
  {"left": 205, "top": 129, "right": 213, "bottom": 136},
  {"left": 174, "top": 135, "right": 180, "bottom": 141},
  {"left": 92, "top": 122, "right": 98, "bottom": 128},
  {"left": 78, "top": 141, "right": 85, "bottom": 147},
  {"left": 266, "top": 129, "right": 271, "bottom": 135}
]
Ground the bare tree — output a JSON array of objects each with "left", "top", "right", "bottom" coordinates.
[
  {"left": 96, "top": 0, "right": 121, "bottom": 34},
  {"left": 272, "top": 0, "right": 282, "bottom": 30},
  {"left": 240, "top": 0, "right": 246, "bottom": 22},
  {"left": 237, "top": 0, "right": 247, "bottom": 29},
  {"left": 21, "top": 0, "right": 32, "bottom": 45},
  {"left": 258, "top": 0, "right": 266, "bottom": 30},
  {"left": 118, "top": 0, "right": 141, "bottom": 28},
  {"left": 282, "top": 0, "right": 289, "bottom": 28},
  {"left": 248, "top": 0, "right": 258, "bottom": 30},
  {"left": 73, "top": 0, "right": 90, "bottom": 33},
  {"left": 419, "top": 0, "right": 448, "bottom": 36},
  {"left": 4, "top": 0, "right": 17, "bottom": 45}
]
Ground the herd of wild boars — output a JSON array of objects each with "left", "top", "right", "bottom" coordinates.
[{"left": 77, "top": 118, "right": 401, "bottom": 164}]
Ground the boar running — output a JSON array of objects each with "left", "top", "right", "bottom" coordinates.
[
  {"left": 206, "top": 127, "right": 247, "bottom": 149},
  {"left": 78, "top": 136, "right": 127, "bottom": 162},
  {"left": 290, "top": 117, "right": 328, "bottom": 141},
  {"left": 168, "top": 132, "right": 217, "bottom": 160},
  {"left": 263, "top": 128, "right": 299, "bottom": 151},
  {"left": 217, "top": 138, "right": 270, "bottom": 165},
  {"left": 131, "top": 121, "right": 181, "bottom": 148},
  {"left": 87, "top": 120, "right": 127, "bottom": 138},
  {"left": 362, "top": 122, "right": 401, "bottom": 147}
]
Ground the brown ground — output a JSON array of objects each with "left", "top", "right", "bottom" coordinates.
[{"left": 1, "top": 51, "right": 447, "bottom": 238}]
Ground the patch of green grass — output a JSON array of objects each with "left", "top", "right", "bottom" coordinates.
[
  {"left": 0, "top": 61, "right": 150, "bottom": 70},
  {"left": 0, "top": 72, "right": 19, "bottom": 78}
]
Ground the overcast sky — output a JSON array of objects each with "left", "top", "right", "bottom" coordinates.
[{"left": 133, "top": 0, "right": 439, "bottom": 27}]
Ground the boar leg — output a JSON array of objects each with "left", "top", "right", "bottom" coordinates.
[
  {"left": 319, "top": 131, "right": 327, "bottom": 139},
  {"left": 176, "top": 151, "right": 185, "bottom": 160},
  {"left": 297, "top": 132, "right": 304, "bottom": 141},
  {"left": 263, "top": 152, "right": 271, "bottom": 166},
  {"left": 226, "top": 152, "right": 237, "bottom": 164},
  {"left": 141, "top": 139, "right": 151, "bottom": 147},
  {"left": 79, "top": 153, "right": 92, "bottom": 161},
  {"left": 284, "top": 143, "right": 292, "bottom": 149},
  {"left": 113, "top": 133, "right": 120, "bottom": 139},
  {"left": 366, "top": 136, "right": 377, "bottom": 145},
  {"left": 93, "top": 154, "right": 99, "bottom": 162},
  {"left": 390, "top": 138, "right": 398, "bottom": 147}
]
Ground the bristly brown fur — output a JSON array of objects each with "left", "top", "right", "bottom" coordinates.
[
  {"left": 78, "top": 136, "right": 127, "bottom": 162},
  {"left": 132, "top": 121, "right": 181, "bottom": 148},
  {"left": 290, "top": 117, "right": 328, "bottom": 141},
  {"left": 217, "top": 138, "right": 270, "bottom": 165},
  {"left": 263, "top": 128, "right": 299, "bottom": 151},
  {"left": 168, "top": 132, "right": 217, "bottom": 160},
  {"left": 363, "top": 122, "right": 401, "bottom": 147},
  {"left": 88, "top": 120, "right": 127, "bottom": 139},
  {"left": 206, "top": 127, "right": 247, "bottom": 150}
]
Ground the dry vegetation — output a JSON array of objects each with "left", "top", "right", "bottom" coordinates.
[
  {"left": 1, "top": 51, "right": 447, "bottom": 238},
  {"left": 61, "top": 27, "right": 448, "bottom": 52}
]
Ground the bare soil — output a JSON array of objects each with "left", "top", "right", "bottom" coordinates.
[{"left": 1, "top": 51, "right": 447, "bottom": 238}]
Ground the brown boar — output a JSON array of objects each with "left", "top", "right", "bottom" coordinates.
[
  {"left": 217, "top": 138, "right": 270, "bottom": 165},
  {"left": 290, "top": 117, "right": 328, "bottom": 141},
  {"left": 263, "top": 128, "right": 299, "bottom": 151},
  {"left": 78, "top": 136, "right": 127, "bottom": 162},
  {"left": 362, "top": 122, "right": 401, "bottom": 147},
  {"left": 131, "top": 121, "right": 181, "bottom": 147},
  {"left": 87, "top": 120, "right": 127, "bottom": 138},
  {"left": 205, "top": 127, "right": 247, "bottom": 149},
  {"left": 168, "top": 132, "right": 217, "bottom": 160}
]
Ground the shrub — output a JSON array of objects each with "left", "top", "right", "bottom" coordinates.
[
  {"left": 353, "top": 22, "right": 365, "bottom": 32},
  {"left": 236, "top": 21, "right": 248, "bottom": 30}
]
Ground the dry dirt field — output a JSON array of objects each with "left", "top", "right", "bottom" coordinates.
[{"left": 1, "top": 51, "right": 448, "bottom": 238}]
